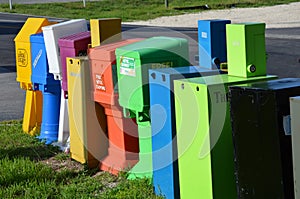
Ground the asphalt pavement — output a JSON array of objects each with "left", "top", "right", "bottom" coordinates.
[
  {"left": 0, "top": 0, "right": 93, "bottom": 4},
  {"left": 0, "top": 12, "right": 299, "bottom": 121}
]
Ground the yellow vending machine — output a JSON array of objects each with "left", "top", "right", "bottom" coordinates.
[
  {"left": 67, "top": 56, "right": 108, "bottom": 168},
  {"left": 14, "top": 18, "right": 54, "bottom": 135},
  {"left": 90, "top": 18, "right": 121, "bottom": 48}
]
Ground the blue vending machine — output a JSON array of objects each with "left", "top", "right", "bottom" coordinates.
[
  {"left": 149, "top": 67, "right": 220, "bottom": 198},
  {"left": 198, "top": 19, "right": 231, "bottom": 69},
  {"left": 149, "top": 19, "right": 230, "bottom": 199},
  {"left": 31, "top": 33, "right": 61, "bottom": 144}
]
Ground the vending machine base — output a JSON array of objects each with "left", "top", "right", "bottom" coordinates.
[
  {"left": 22, "top": 90, "right": 42, "bottom": 135},
  {"left": 99, "top": 106, "right": 139, "bottom": 175},
  {"left": 127, "top": 122, "right": 152, "bottom": 180}
]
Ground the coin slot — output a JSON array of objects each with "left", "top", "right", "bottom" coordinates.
[{"left": 162, "top": 74, "right": 166, "bottom": 82}]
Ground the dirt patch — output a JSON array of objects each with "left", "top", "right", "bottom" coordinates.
[{"left": 41, "top": 156, "right": 85, "bottom": 172}]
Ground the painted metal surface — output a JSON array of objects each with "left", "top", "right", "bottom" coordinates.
[
  {"left": 149, "top": 66, "right": 220, "bottom": 199},
  {"left": 230, "top": 78, "right": 300, "bottom": 199}
]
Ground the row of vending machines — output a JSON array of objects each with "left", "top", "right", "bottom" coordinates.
[{"left": 14, "top": 17, "right": 300, "bottom": 199}]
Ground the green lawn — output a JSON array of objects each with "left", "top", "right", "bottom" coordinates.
[
  {"left": 0, "top": 0, "right": 298, "bottom": 21},
  {"left": 0, "top": 120, "right": 163, "bottom": 198},
  {"left": 0, "top": 0, "right": 298, "bottom": 197}
]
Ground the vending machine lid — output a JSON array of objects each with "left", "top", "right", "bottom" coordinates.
[
  {"left": 230, "top": 78, "right": 300, "bottom": 91},
  {"left": 58, "top": 31, "right": 91, "bottom": 48},
  {"left": 88, "top": 39, "right": 143, "bottom": 62},
  {"left": 14, "top": 18, "right": 50, "bottom": 42}
]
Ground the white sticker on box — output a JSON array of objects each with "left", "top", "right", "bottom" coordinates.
[
  {"left": 283, "top": 115, "right": 291, "bottom": 136},
  {"left": 201, "top": 32, "right": 207, "bottom": 39},
  {"left": 33, "top": 49, "right": 43, "bottom": 68},
  {"left": 95, "top": 74, "right": 106, "bottom": 91},
  {"left": 120, "top": 56, "right": 136, "bottom": 77}
]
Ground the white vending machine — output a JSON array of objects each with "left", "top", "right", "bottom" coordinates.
[{"left": 42, "top": 19, "right": 88, "bottom": 150}]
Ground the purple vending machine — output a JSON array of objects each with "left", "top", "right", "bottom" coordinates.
[{"left": 57, "top": 31, "right": 91, "bottom": 148}]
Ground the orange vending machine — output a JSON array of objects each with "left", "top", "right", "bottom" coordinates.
[{"left": 89, "top": 39, "right": 142, "bottom": 174}]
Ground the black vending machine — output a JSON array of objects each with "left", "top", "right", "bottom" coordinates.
[{"left": 229, "top": 78, "right": 300, "bottom": 199}]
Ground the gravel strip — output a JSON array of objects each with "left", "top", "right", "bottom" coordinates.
[{"left": 124, "top": 2, "right": 300, "bottom": 29}]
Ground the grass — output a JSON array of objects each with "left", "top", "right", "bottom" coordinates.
[
  {"left": 0, "top": 0, "right": 297, "bottom": 197},
  {"left": 0, "top": 120, "right": 164, "bottom": 198},
  {"left": 0, "top": 120, "right": 60, "bottom": 161},
  {"left": 0, "top": 0, "right": 298, "bottom": 21}
]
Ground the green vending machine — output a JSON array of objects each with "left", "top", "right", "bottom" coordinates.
[
  {"left": 173, "top": 23, "right": 277, "bottom": 198},
  {"left": 116, "top": 36, "right": 190, "bottom": 179},
  {"left": 227, "top": 23, "right": 266, "bottom": 78}
]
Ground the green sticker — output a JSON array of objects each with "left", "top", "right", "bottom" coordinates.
[{"left": 120, "top": 56, "right": 136, "bottom": 77}]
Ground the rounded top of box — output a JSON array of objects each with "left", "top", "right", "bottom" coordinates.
[
  {"left": 115, "top": 36, "right": 189, "bottom": 59},
  {"left": 88, "top": 39, "right": 143, "bottom": 61}
]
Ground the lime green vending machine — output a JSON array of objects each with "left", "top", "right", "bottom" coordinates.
[
  {"left": 174, "top": 23, "right": 277, "bottom": 198},
  {"left": 116, "top": 36, "right": 190, "bottom": 179}
]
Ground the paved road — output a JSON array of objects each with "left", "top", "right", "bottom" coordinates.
[
  {"left": 0, "top": 12, "right": 299, "bottom": 121},
  {"left": 0, "top": 0, "right": 94, "bottom": 4}
]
